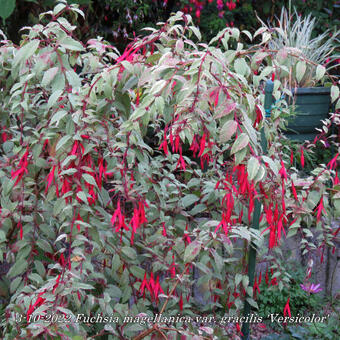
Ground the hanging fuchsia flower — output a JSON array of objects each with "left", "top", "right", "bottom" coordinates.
[
  {"left": 279, "top": 160, "right": 287, "bottom": 180},
  {"left": 283, "top": 297, "right": 291, "bottom": 317},
  {"left": 45, "top": 165, "right": 56, "bottom": 194},
  {"left": 159, "top": 138, "right": 168, "bottom": 155},
  {"left": 27, "top": 292, "right": 46, "bottom": 322},
  {"left": 139, "top": 273, "right": 164, "bottom": 302},
  {"left": 168, "top": 254, "right": 177, "bottom": 278},
  {"left": 162, "top": 222, "right": 167, "bottom": 237},
  {"left": 189, "top": 134, "right": 199, "bottom": 157},
  {"left": 300, "top": 147, "right": 305, "bottom": 168},
  {"left": 198, "top": 133, "right": 206, "bottom": 157},
  {"left": 291, "top": 181, "right": 298, "bottom": 201},
  {"left": 176, "top": 149, "right": 186, "bottom": 171},
  {"left": 179, "top": 293, "right": 183, "bottom": 311},
  {"left": 183, "top": 224, "right": 191, "bottom": 245},
  {"left": 111, "top": 201, "right": 128, "bottom": 232},
  {"left": 316, "top": 197, "right": 326, "bottom": 223},
  {"left": 11, "top": 147, "right": 29, "bottom": 187},
  {"left": 175, "top": 134, "right": 180, "bottom": 153},
  {"left": 139, "top": 273, "right": 150, "bottom": 298},
  {"left": 290, "top": 149, "right": 294, "bottom": 165},
  {"left": 300, "top": 283, "right": 322, "bottom": 294},
  {"left": 334, "top": 171, "right": 339, "bottom": 185},
  {"left": 153, "top": 275, "right": 164, "bottom": 302},
  {"left": 327, "top": 153, "right": 339, "bottom": 170}
]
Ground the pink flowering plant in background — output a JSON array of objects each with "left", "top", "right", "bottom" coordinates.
[
  {"left": 0, "top": 1, "right": 339, "bottom": 339},
  {"left": 300, "top": 283, "right": 323, "bottom": 294}
]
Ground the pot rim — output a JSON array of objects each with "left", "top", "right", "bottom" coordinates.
[{"left": 292, "top": 87, "right": 331, "bottom": 95}]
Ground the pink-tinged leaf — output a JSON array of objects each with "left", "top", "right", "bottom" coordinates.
[
  {"left": 220, "top": 120, "right": 238, "bottom": 143},
  {"left": 184, "top": 239, "right": 201, "bottom": 263},
  {"left": 215, "top": 102, "right": 237, "bottom": 119}
]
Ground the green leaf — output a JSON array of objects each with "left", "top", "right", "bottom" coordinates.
[
  {"left": 220, "top": 120, "right": 238, "bottom": 143},
  {"left": 73, "top": 282, "right": 94, "bottom": 290},
  {"left": 181, "top": 194, "right": 199, "bottom": 208},
  {"left": 130, "top": 266, "right": 145, "bottom": 279},
  {"left": 0, "top": 0, "right": 15, "bottom": 21},
  {"left": 0, "top": 230, "right": 6, "bottom": 242},
  {"left": 121, "top": 247, "right": 137, "bottom": 260},
  {"left": 246, "top": 297, "right": 258, "bottom": 309},
  {"left": 56, "top": 135, "right": 71, "bottom": 151},
  {"left": 7, "top": 260, "right": 28, "bottom": 278},
  {"left": 76, "top": 191, "right": 88, "bottom": 204},
  {"left": 189, "top": 26, "right": 201, "bottom": 40},
  {"left": 13, "top": 39, "right": 40, "bottom": 68},
  {"left": 59, "top": 36, "right": 84, "bottom": 51},
  {"left": 235, "top": 147, "right": 247, "bottom": 165},
  {"left": 247, "top": 157, "right": 260, "bottom": 180},
  {"left": 53, "top": 3, "right": 66, "bottom": 16},
  {"left": 50, "top": 110, "right": 67, "bottom": 125},
  {"left": 331, "top": 85, "right": 339, "bottom": 103},
  {"left": 190, "top": 204, "right": 206, "bottom": 215},
  {"left": 234, "top": 58, "right": 248, "bottom": 77},
  {"left": 42, "top": 67, "right": 59, "bottom": 87},
  {"left": 296, "top": 61, "right": 306, "bottom": 83},
  {"left": 235, "top": 273, "right": 242, "bottom": 286},
  {"left": 184, "top": 240, "right": 201, "bottom": 263},
  {"left": 65, "top": 70, "right": 81, "bottom": 89},
  {"left": 36, "top": 239, "right": 53, "bottom": 253},
  {"left": 231, "top": 133, "right": 249, "bottom": 154},
  {"left": 10, "top": 277, "right": 22, "bottom": 293},
  {"left": 2, "top": 141, "right": 14, "bottom": 154},
  {"left": 47, "top": 89, "right": 63, "bottom": 109},
  {"left": 82, "top": 173, "right": 97, "bottom": 186},
  {"left": 315, "top": 65, "right": 326, "bottom": 81},
  {"left": 242, "top": 275, "right": 249, "bottom": 288}
]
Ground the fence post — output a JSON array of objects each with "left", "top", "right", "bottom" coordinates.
[{"left": 241, "top": 80, "right": 273, "bottom": 340}]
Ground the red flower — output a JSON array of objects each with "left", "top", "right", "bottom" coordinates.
[
  {"left": 183, "top": 224, "right": 191, "bottom": 245},
  {"left": 27, "top": 292, "right": 46, "bottom": 322},
  {"left": 111, "top": 201, "right": 128, "bottom": 232},
  {"left": 291, "top": 181, "right": 298, "bottom": 201},
  {"left": 176, "top": 149, "right": 186, "bottom": 171},
  {"left": 290, "top": 149, "right": 294, "bottom": 165},
  {"left": 327, "top": 153, "right": 339, "bottom": 170},
  {"left": 159, "top": 139, "right": 168, "bottom": 155},
  {"left": 169, "top": 256, "right": 176, "bottom": 278},
  {"left": 316, "top": 197, "right": 326, "bottom": 223},
  {"left": 162, "top": 222, "right": 167, "bottom": 237},
  {"left": 11, "top": 147, "right": 29, "bottom": 187},
  {"left": 300, "top": 148, "right": 305, "bottom": 168},
  {"left": 198, "top": 133, "right": 206, "bottom": 157},
  {"left": 139, "top": 273, "right": 150, "bottom": 298},
  {"left": 278, "top": 160, "right": 287, "bottom": 180},
  {"left": 283, "top": 297, "right": 291, "bottom": 317}
]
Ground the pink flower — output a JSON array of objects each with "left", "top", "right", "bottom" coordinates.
[{"left": 300, "top": 283, "right": 322, "bottom": 294}]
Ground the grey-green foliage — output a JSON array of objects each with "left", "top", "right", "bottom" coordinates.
[{"left": 0, "top": 1, "right": 339, "bottom": 339}]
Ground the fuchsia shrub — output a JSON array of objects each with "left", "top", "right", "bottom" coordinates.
[{"left": 0, "top": 1, "right": 339, "bottom": 339}]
